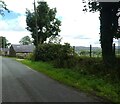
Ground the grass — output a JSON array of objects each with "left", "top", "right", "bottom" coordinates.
[{"left": 18, "top": 59, "right": 120, "bottom": 103}]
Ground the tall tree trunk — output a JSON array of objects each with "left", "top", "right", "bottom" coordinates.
[{"left": 100, "top": 3, "right": 116, "bottom": 67}]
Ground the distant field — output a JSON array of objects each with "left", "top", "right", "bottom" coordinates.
[{"left": 75, "top": 46, "right": 120, "bottom": 57}]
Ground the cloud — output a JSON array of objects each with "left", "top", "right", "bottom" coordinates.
[
  {"left": 97, "top": 0, "right": 120, "bottom": 2},
  {"left": 0, "top": 11, "right": 29, "bottom": 44},
  {"left": 73, "top": 35, "right": 91, "bottom": 39},
  {"left": 3, "top": 11, "right": 21, "bottom": 20},
  {"left": 59, "top": 10, "right": 100, "bottom": 46},
  {"left": 0, "top": 14, "right": 27, "bottom": 31},
  {"left": 61, "top": 36, "right": 100, "bottom": 47},
  {"left": 3, "top": 0, "right": 34, "bottom": 14},
  {"left": 0, "top": 31, "right": 31, "bottom": 44},
  {"left": 1, "top": 0, "right": 101, "bottom": 47}
]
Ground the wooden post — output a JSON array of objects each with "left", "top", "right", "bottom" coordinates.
[{"left": 90, "top": 44, "right": 92, "bottom": 57}]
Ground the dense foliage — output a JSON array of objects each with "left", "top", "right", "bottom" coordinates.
[
  {"left": 83, "top": 1, "right": 120, "bottom": 67},
  {"left": 32, "top": 43, "right": 75, "bottom": 67},
  {"left": 0, "top": 36, "right": 10, "bottom": 48},
  {"left": 19, "top": 36, "right": 32, "bottom": 45},
  {"left": 26, "top": 1, "right": 61, "bottom": 46}
]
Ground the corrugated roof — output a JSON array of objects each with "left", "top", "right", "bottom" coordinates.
[
  {"left": 12, "top": 44, "right": 35, "bottom": 53},
  {"left": 0, "top": 48, "right": 9, "bottom": 52}
]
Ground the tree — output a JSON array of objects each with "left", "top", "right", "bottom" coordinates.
[
  {"left": 48, "top": 35, "right": 62, "bottom": 44},
  {"left": 83, "top": 1, "right": 120, "bottom": 67},
  {"left": 0, "top": 0, "right": 9, "bottom": 15},
  {"left": 19, "top": 36, "right": 32, "bottom": 45},
  {"left": 0, "top": 36, "right": 11, "bottom": 48},
  {"left": 26, "top": 1, "right": 61, "bottom": 46}
]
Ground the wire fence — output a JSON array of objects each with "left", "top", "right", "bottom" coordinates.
[{"left": 74, "top": 43, "right": 120, "bottom": 58}]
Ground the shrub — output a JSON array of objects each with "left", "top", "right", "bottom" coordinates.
[
  {"left": 16, "top": 53, "right": 26, "bottom": 59},
  {"left": 25, "top": 53, "right": 34, "bottom": 60},
  {"left": 33, "top": 43, "right": 74, "bottom": 63}
]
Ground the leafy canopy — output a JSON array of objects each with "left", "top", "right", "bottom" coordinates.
[
  {"left": 26, "top": 1, "right": 61, "bottom": 46},
  {"left": 0, "top": 36, "right": 11, "bottom": 48},
  {"left": 19, "top": 36, "right": 32, "bottom": 45}
]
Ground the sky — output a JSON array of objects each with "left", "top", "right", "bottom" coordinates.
[{"left": 0, "top": 0, "right": 102, "bottom": 47}]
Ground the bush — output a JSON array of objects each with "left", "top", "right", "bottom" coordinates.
[
  {"left": 25, "top": 53, "right": 34, "bottom": 60},
  {"left": 32, "top": 43, "right": 120, "bottom": 82},
  {"left": 16, "top": 53, "right": 26, "bottom": 59},
  {"left": 33, "top": 43, "right": 104, "bottom": 71},
  {"left": 29, "top": 42, "right": 120, "bottom": 85},
  {"left": 33, "top": 43, "right": 74, "bottom": 63}
]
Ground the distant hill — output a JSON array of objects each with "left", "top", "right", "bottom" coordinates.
[
  {"left": 75, "top": 46, "right": 101, "bottom": 53},
  {"left": 75, "top": 46, "right": 120, "bottom": 53},
  {"left": 116, "top": 46, "right": 120, "bottom": 49}
]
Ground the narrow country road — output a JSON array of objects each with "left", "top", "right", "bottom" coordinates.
[{"left": 2, "top": 57, "right": 105, "bottom": 102}]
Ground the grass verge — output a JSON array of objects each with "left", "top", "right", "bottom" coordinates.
[{"left": 18, "top": 59, "right": 120, "bottom": 103}]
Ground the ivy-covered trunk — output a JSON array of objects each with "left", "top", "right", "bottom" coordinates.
[{"left": 100, "top": 3, "right": 116, "bottom": 67}]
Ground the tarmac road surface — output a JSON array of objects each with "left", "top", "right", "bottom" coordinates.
[{"left": 2, "top": 57, "right": 106, "bottom": 102}]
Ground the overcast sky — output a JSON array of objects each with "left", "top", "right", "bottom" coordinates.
[{"left": 0, "top": 0, "right": 102, "bottom": 47}]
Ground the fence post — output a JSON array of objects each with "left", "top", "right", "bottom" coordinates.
[{"left": 90, "top": 44, "right": 92, "bottom": 57}]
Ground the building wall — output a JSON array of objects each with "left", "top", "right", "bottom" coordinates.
[{"left": 9, "top": 46, "right": 16, "bottom": 57}]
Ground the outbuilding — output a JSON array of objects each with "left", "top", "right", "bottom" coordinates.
[{"left": 9, "top": 44, "right": 35, "bottom": 57}]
